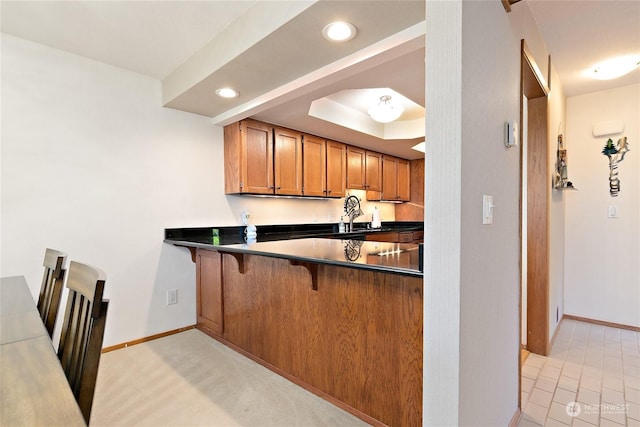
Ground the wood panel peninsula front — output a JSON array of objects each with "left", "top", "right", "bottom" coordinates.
[{"left": 165, "top": 231, "right": 423, "bottom": 426}]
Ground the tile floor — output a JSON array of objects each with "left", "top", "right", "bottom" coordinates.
[{"left": 519, "top": 319, "right": 640, "bottom": 426}]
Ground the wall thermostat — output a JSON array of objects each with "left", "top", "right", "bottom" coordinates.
[{"left": 505, "top": 121, "right": 518, "bottom": 148}]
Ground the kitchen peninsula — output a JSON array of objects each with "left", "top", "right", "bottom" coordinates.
[{"left": 164, "top": 223, "right": 423, "bottom": 426}]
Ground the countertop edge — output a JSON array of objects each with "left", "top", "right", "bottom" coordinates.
[
  {"left": 164, "top": 221, "right": 423, "bottom": 243},
  {"left": 164, "top": 238, "right": 423, "bottom": 278}
]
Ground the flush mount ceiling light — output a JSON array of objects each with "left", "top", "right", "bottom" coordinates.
[
  {"left": 586, "top": 54, "right": 640, "bottom": 80},
  {"left": 322, "top": 21, "right": 357, "bottom": 42},
  {"left": 368, "top": 95, "right": 404, "bottom": 123},
  {"left": 215, "top": 88, "right": 239, "bottom": 98}
]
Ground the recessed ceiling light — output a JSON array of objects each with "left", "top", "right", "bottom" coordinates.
[
  {"left": 322, "top": 21, "right": 357, "bottom": 42},
  {"left": 586, "top": 54, "right": 640, "bottom": 80},
  {"left": 215, "top": 88, "right": 239, "bottom": 98}
]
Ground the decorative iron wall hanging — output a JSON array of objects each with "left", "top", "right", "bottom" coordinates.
[
  {"left": 601, "top": 136, "right": 630, "bottom": 197},
  {"left": 554, "top": 134, "right": 576, "bottom": 190}
]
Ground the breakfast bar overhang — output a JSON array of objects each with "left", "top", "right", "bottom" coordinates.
[{"left": 165, "top": 230, "right": 423, "bottom": 426}]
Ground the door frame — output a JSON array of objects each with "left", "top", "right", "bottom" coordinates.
[{"left": 519, "top": 39, "right": 550, "bottom": 404}]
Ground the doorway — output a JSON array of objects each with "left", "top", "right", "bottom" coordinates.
[{"left": 519, "top": 39, "right": 550, "bottom": 370}]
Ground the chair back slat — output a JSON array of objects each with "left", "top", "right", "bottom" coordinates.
[
  {"left": 76, "top": 299, "right": 108, "bottom": 420},
  {"left": 36, "top": 248, "right": 67, "bottom": 337},
  {"left": 58, "top": 261, "right": 108, "bottom": 424}
]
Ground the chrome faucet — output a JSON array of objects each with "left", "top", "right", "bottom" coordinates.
[{"left": 343, "top": 195, "right": 363, "bottom": 232}]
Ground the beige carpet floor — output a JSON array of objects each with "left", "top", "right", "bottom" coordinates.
[{"left": 91, "top": 329, "right": 369, "bottom": 427}]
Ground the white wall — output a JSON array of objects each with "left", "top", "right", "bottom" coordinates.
[
  {"left": 547, "top": 68, "right": 567, "bottom": 339},
  {"left": 459, "top": 1, "right": 521, "bottom": 423},
  {"left": 425, "top": 0, "right": 521, "bottom": 424},
  {"left": 0, "top": 34, "right": 396, "bottom": 347},
  {"left": 424, "top": 1, "right": 463, "bottom": 423},
  {"left": 424, "top": 1, "right": 565, "bottom": 424},
  {"left": 564, "top": 84, "right": 640, "bottom": 327},
  {"left": 1, "top": 34, "right": 222, "bottom": 347}
]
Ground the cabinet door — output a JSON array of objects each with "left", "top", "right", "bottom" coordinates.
[
  {"left": 397, "top": 158, "right": 411, "bottom": 201},
  {"left": 274, "top": 127, "right": 303, "bottom": 196},
  {"left": 346, "top": 146, "right": 366, "bottom": 189},
  {"left": 365, "top": 151, "right": 382, "bottom": 191},
  {"left": 302, "top": 134, "right": 326, "bottom": 197},
  {"left": 196, "top": 249, "right": 223, "bottom": 336},
  {"left": 381, "top": 155, "right": 398, "bottom": 200},
  {"left": 223, "top": 122, "right": 242, "bottom": 194},
  {"left": 242, "top": 120, "right": 274, "bottom": 194},
  {"left": 326, "top": 140, "right": 346, "bottom": 198}
]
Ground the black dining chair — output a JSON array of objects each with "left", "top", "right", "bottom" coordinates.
[
  {"left": 36, "top": 248, "right": 67, "bottom": 337},
  {"left": 57, "top": 261, "right": 109, "bottom": 424}
]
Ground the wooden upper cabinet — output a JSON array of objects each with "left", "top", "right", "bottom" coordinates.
[
  {"left": 346, "top": 147, "right": 382, "bottom": 192},
  {"left": 302, "top": 134, "right": 327, "bottom": 197},
  {"left": 382, "top": 155, "right": 398, "bottom": 201},
  {"left": 365, "top": 151, "right": 382, "bottom": 192},
  {"left": 397, "top": 158, "right": 410, "bottom": 201},
  {"left": 274, "top": 127, "right": 303, "bottom": 196},
  {"left": 224, "top": 118, "right": 408, "bottom": 201},
  {"left": 302, "top": 136, "right": 345, "bottom": 198},
  {"left": 381, "top": 155, "right": 411, "bottom": 201},
  {"left": 224, "top": 119, "right": 273, "bottom": 194},
  {"left": 325, "top": 140, "right": 346, "bottom": 198},
  {"left": 346, "top": 146, "right": 366, "bottom": 189}
]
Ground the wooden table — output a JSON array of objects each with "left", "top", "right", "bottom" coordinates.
[{"left": 0, "top": 276, "right": 86, "bottom": 426}]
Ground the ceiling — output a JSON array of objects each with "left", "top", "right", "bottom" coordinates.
[
  {"left": 526, "top": 0, "right": 639, "bottom": 97},
  {"left": 1, "top": 1, "right": 638, "bottom": 160}
]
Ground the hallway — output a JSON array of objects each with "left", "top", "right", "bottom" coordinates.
[{"left": 519, "top": 319, "right": 640, "bottom": 426}]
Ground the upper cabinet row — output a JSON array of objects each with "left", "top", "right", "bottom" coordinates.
[{"left": 223, "top": 119, "right": 409, "bottom": 202}]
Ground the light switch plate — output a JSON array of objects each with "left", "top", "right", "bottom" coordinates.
[
  {"left": 167, "top": 289, "right": 178, "bottom": 305},
  {"left": 483, "top": 195, "right": 494, "bottom": 225},
  {"left": 608, "top": 205, "right": 618, "bottom": 218}
]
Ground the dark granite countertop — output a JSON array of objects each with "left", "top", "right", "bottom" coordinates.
[
  {"left": 165, "top": 221, "right": 422, "bottom": 244},
  {"left": 166, "top": 237, "right": 422, "bottom": 277},
  {"left": 164, "top": 222, "right": 423, "bottom": 277}
]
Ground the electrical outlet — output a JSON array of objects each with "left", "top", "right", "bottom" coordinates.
[
  {"left": 167, "top": 289, "right": 178, "bottom": 305},
  {"left": 241, "top": 210, "right": 250, "bottom": 225}
]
